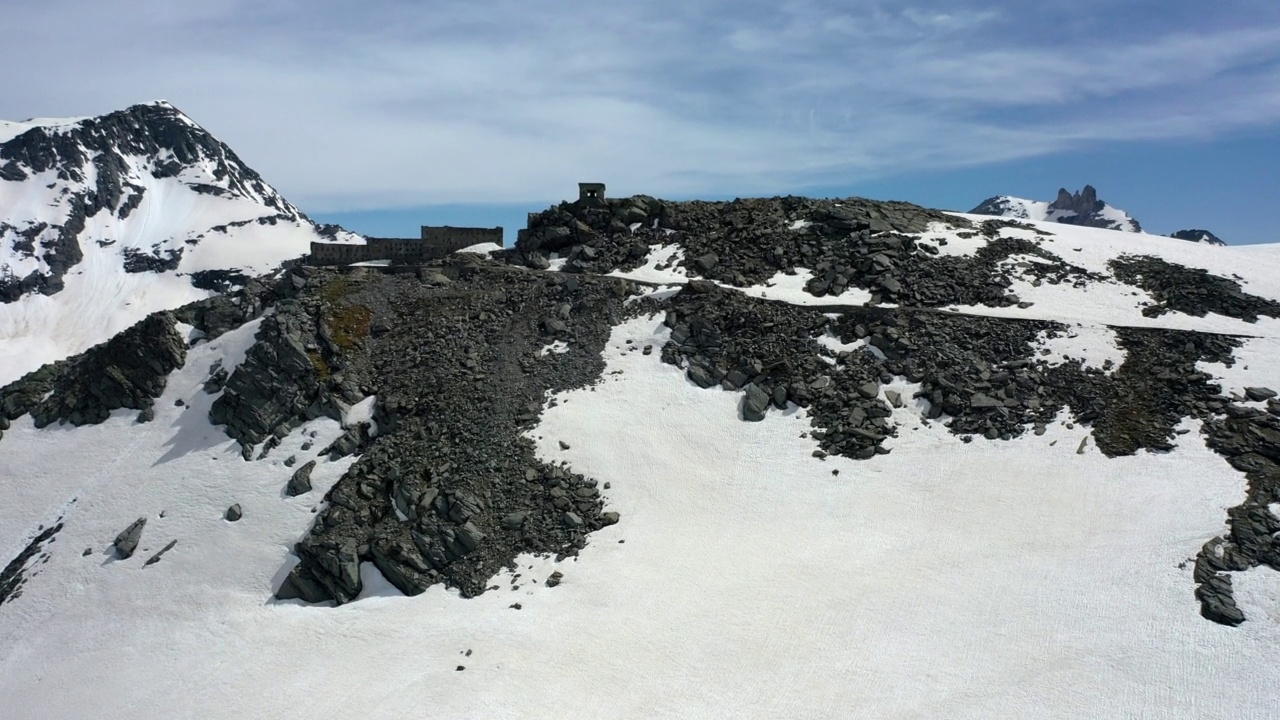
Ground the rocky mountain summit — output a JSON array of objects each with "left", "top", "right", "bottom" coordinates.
[
  {"left": 3, "top": 190, "right": 1279, "bottom": 626},
  {"left": 971, "top": 184, "right": 1142, "bottom": 233},
  {"left": 0, "top": 102, "right": 358, "bottom": 386}
]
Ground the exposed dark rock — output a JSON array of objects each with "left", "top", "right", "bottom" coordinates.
[
  {"left": 273, "top": 262, "right": 629, "bottom": 604},
  {"left": 1244, "top": 387, "right": 1277, "bottom": 402},
  {"left": 287, "top": 461, "right": 316, "bottom": 496},
  {"left": 1170, "top": 229, "right": 1226, "bottom": 246},
  {"left": 144, "top": 540, "right": 178, "bottom": 566},
  {"left": 225, "top": 504, "right": 243, "bottom": 522},
  {"left": 122, "top": 246, "right": 183, "bottom": 273},
  {"left": 1109, "top": 255, "right": 1280, "bottom": 323},
  {"left": 113, "top": 517, "right": 147, "bottom": 559},
  {"left": 0, "top": 522, "right": 63, "bottom": 605},
  {"left": 0, "top": 312, "right": 185, "bottom": 427}
]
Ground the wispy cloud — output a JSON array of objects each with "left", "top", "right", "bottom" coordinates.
[{"left": 2, "top": 1, "right": 1278, "bottom": 209}]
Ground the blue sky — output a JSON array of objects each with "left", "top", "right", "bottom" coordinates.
[{"left": 3, "top": 1, "right": 1278, "bottom": 243}]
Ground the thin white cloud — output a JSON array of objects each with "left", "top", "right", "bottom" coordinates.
[{"left": 1, "top": 1, "right": 1278, "bottom": 209}]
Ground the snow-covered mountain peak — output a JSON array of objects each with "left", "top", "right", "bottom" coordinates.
[
  {"left": 0, "top": 102, "right": 356, "bottom": 385},
  {"left": 970, "top": 184, "right": 1142, "bottom": 233}
]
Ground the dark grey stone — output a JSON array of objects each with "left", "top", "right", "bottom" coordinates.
[
  {"left": 287, "top": 460, "right": 316, "bottom": 496},
  {"left": 113, "top": 517, "right": 147, "bottom": 559},
  {"left": 742, "top": 383, "right": 770, "bottom": 422},
  {"left": 1245, "top": 387, "right": 1277, "bottom": 402}
]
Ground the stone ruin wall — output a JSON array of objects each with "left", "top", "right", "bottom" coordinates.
[{"left": 309, "top": 226, "right": 503, "bottom": 266}]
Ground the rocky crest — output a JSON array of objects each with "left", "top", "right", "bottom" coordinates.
[
  {"left": 1, "top": 192, "right": 1277, "bottom": 627},
  {"left": 514, "top": 194, "right": 1102, "bottom": 309},
  {"left": 971, "top": 185, "right": 1142, "bottom": 233},
  {"left": 1170, "top": 229, "right": 1227, "bottom": 246}
]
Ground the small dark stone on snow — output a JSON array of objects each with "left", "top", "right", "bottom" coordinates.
[
  {"left": 144, "top": 539, "right": 178, "bottom": 566},
  {"left": 558, "top": 440, "right": 570, "bottom": 450},
  {"left": 510, "top": 603, "right": 522, "bottom": 610},
  {"left": 1244, "top": 386, "right": 1277, "bottom": 402},
  {"left": 742, "top": 383, "right": 770, "bottom": 422},
  {"left": 82, "top": 548, "right": 93, "bottom": 557},
  {"left": 225, "top": 504, "right": 243, "bottom": 522},
  {"left": 546, "top": 571, "right": 564, "bottom": 587},
  {"left": 112, "top": 517, "right": 147, "bottom": 559},
  {"left": 286, "top": 460, "right": 316, "bottom": 496}
]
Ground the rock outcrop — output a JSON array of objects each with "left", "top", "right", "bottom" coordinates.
[
  {"left": 276, "top": 260, "right": 631, "bottom": 604},
  {"left": 971, "top": 185, "right": 1142, "bottom": 233},
  {"left": 1170, "top": 229, "right": 1227, "bottom": 246},
  {"left": 0, "top": 312, "right": 185, "bottom": 427}
]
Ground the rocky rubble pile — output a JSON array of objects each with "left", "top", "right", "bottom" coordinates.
[
  {"left": 1196, "top": 389, "right": 1280, "bottom": 625},
  {"left": 514, "top": 194, "right": 1100, "bottom": 309},
  {"left": 1109, "top": 255, "right": 1280, "bottom": 322},
  {"left": 276, "top": 259, "right": 632, "bottom": 603},
  {"left": 653, "top": 283, "right": 1242, "bottom": 463},
  {"left": 649, "top": 282, "right": 1276, "bottom": 624}
]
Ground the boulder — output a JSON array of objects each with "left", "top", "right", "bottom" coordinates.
[
  {"left": 112, "top": 517, "right": 147, "bottom": 559},
  {"left": 287, "top": 461, "right": 316, "bottom": 496},
  {"left": 742, "top": 383, "right": 770, "bottom": 422}
]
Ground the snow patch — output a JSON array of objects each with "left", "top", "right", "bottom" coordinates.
[
  {"left": 1032, "top": 325, "right": 1126, "bottom": 373},
  {"left": 456, "top": 242, "right": 502, "bottom": 255}
]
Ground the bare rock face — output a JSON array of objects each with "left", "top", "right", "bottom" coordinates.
[{"left": 0, "top": 311, "right": 186, "bottom": 427}]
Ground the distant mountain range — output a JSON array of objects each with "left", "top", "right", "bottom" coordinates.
[{"left": 970, "top": 185, "right": 1227, "bottom": 245}]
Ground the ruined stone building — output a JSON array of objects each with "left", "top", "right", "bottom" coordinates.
[{"left": 309, "top": 226, "right": 502, "bottom": 265}]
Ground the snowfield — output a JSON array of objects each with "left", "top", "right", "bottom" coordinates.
[{"left": 1, "top": 208, "right": 1280, "bottom": 718}]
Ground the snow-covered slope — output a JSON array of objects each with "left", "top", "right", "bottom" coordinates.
[
  {"left": 971, "top": 185, "right": 1142, "bottom": 233},
  {"left": 3, "top": 199, "right": 1280, "bottom": 718},
  {"left": 0, "top": 101, "right": 357, "bottom": 385}
]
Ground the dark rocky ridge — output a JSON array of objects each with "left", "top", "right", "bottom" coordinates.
[
  {"left": 514, "top": 194, "right": 1107, "bottom": 309},
  {"left": 1109, "top": 255, "right": 1280, "bottom": 323},
  {"left": 1170, "top": 229, "right": 1227, "bottom": 246},
  {"left": 274, "top": 259, "right": 633, "bottom": 603},
  {"left": 0, "top": 270, "right": 288, "bottom": 430},
  {"left": 0, "top": 192, "right": 1276, "bottom": 626},
  {"left": 0, "top": 522, "right": 63, "bottom": 606}
]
